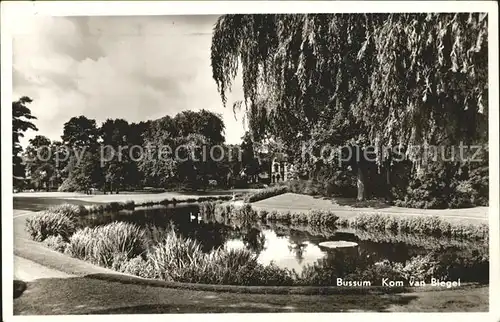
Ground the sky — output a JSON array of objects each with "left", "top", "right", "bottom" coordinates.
[{"left": 12, "top": 15, "right": 247, "bottom": 147}]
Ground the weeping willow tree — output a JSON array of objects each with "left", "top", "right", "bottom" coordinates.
[{"left": 211, "top": 13, "right": 488, "bottom": 200}]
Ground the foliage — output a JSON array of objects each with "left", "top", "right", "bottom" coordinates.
[
  {"left": 211, "top": 13, "right": 488, "bottom": 203},
  {"left": 36, "top": 210, "right": 488, "bottom": 286},
  {"left": 48, "top": 204, "right": 89, "bottom": 218},
  {"left": 65, "top": 222, "right": 147, "bottom": 267},
  {"left": 44, "top": 235, "right": 69, "bottom": 253},
  {"left": 58, "top": 177, "right": 80, "bottom": 192},
  {"left": 201, "top": 201, "right": 488, "bottom": 241},
  {"left": 139, "top": 110, "right": 226, "bottom": 189},
  {"left": 61, "top": 116, "right": 99, "bottom": 148},
  {"left": 68, "top": 151, "right": 104, "bottom": 194},
  {"left": 25, "top": 211, "right": 77, "bottom": 242},
  {"left": 243, "top": 185, "right": 289, "bottom": 202},
  {"left": 13, "top": 96, "right": 38, "bottom": 186},
  {"left": 348, "top": 213, "right": 488, "bottom": 240}
]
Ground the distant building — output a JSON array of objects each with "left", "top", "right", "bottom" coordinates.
[{"left": 270, "top": 153, "right": 295, "bottom": 183}]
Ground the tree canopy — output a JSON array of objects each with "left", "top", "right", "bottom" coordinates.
[
  {"left": 211, "top": 13, "right": 488, "bottom": 162},
  {"left": 13, "top": 96, "right": 38, "bottom": 184}
]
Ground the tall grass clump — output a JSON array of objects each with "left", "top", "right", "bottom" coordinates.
[
  {"left": 25, "top": 211, "right": 77, "bottom": 241},
  {"left": 44, "top": 235, "right": 69, "bottom": 253},
  {"left": 243, "top": 186, "right": 289, "bottom": 203},
  {"left": 349, "top": 213, "right": 488, "bottom": 240},
  {"left": 146, "top": 230, "right": 295, "bottom": 285},
  {"left": 65, "top": 222, "right": 147, "bottom": 268},
  {"left": 146, "top": 230, "right": 206, "bottom": 281},
  {"left": 198, "top": 201, "right": 217, "bottom": 221}
]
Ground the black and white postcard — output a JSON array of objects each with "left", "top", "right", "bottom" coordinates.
[{"left": 1, "top": 1, "right": 498, "bottom": 321}]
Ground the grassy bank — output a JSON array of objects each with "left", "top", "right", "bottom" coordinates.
[
  {"left": 201, "top": 202, "right": 488, "bottom": 241},
  {"left": 243, "top": 186, "right": 289, "bottom": 203},
  {"left": 25, "top": 204, "right": 489, "bottom": 288}
]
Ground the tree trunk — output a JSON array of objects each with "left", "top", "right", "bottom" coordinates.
[
  {"left": 357, "top": 164, "right": 367, "bottom": 201},
  {"left": 385, "top": 165, "right": 392, "bottom": 202}
]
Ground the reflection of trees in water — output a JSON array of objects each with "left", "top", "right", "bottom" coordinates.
[
  {"left": 241, "top": 226, "right": 267, "bottom": 255},
  {"left": 287, "top": 230, "right": 311, "bottom": 264}
]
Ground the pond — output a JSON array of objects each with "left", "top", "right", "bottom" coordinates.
[{"left": 77, "top": 204, "right": 489, "bottom": 281}]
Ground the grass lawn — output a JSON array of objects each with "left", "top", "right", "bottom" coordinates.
[
  {"left": 14, "top": 271, "right": 488, "bottom": 314},
  {"left": 251, "top": 193, "right": 488, "bottom": 225}
]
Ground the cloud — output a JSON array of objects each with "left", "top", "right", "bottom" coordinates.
[{"left": 13, "top": 15, "right": 247, "bottom": 147}]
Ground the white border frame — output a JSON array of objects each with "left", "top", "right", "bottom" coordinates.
[{"left": 1, "top": 1, "right": 498, "bottom": 322}]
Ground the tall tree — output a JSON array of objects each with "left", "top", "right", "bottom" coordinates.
[
  {"left": 13, "top": 96, "right": 38, "bottom": 187},
  {"left": 61, "top": 116, "right": 99, "bottom": 148},
  {"left": 100, "top": 118, "right": 131, "bottom": 193},
  {"left": 211, "top": 13, "right": 488, "bottom": 200},
  {"left": 60, "top": 116, "right": 101, "bottom": 192},
  {"left": 24, "top": 135, "right": 52, "bottom": 190},
  {"left": 240, "top": 131, "right": 260, "bottom": 183}
]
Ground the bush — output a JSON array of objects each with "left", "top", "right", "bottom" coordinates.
[
  {"left": 146, "top": 230, "right": 206, "bottom": 281},
  {"left": 25, "top": 211, "right": 77, "bottom": 242},
  {"left": 394, "top": 160, "right": 489, "bottom": 209},
  {"left": 396, "top": 253, "right": 439, "bottom": 281},
  {"left": 58, "top": 177, "right": 80, "bottom": 192},
  {"left": 124, "top": 200, "right": 135, "bottom": 210},
  {"left": 233, "top": 203, "right": 258, "bottom": 222},
  {"left": 48, "top": 204, "right": 89, "bottom": 218},
  {"left": 44, "top": 235, "right": 68, "bottom": 253},
  {"left": 65, "top": 222, "right": 147, "bottom": 267},
  {"left": 285, "top": 176, "right": 357, "bottom": 198},
  {"left": 109, "top": 202, "right": 123, "bottom": 212},
  {"left": 120, "top": 256, "right": 156, "bottom": 278},
  {"left": 347, "top": 213, "right": 488, "bottom": 240},
  {"left": 146, "top": 232, "right": 296, "bottom": 285},
  {"left": 243, "top": 186, "right": 289, "bottom": 203}
]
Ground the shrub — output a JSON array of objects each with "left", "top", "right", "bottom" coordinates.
[
  {"left": 65, "top": 222, "right": 147, "bottom": 267},
  {"left": 233, "top": 203, "right": 258, "bottom": 222},
  {"left": 347, "top": 213, "right": 488, "bottom": 240},
  {"left": 109, "top": 202, "right": 123, "bottom": 212},
  {"left": 25, "top": 211, "right": 77, "bottom": 242},
  {"left": 120, "top": 256, "right": 156, "bottom": 278},
  {"left": 44, "top": 235, "right": 68, "bottom": 252},
  {"left": 346, "top": 260, "right": 405, "bottom": 286},
  {"left": 147, "top": 230, "right": 205, "bottom": 281},
  {"left": 258, "top": 210, "right": 269, "bottom": 220},
  {"left": 198, "top": 202, "right": 217, "bottom": 220},
  {"left": 146, "top": 233, "right": 296, "bottom": 286},
  {"left": 48, "top": 204, "right": 89, "bottom": 218},
  {"left": 396, "top": 253, "right": 439, "bottom": 281},
  {"left": 243, "top": 186, "right": 289, "bottom": 203},
  {"left": 394, "top": 160, "right": 489, "bottom": 209},
  {"left": 58, "top": 177, "right": 80, "bottom": 192},
  {"left": 124, "top": 200, "right": 135, "bottom": 210}
]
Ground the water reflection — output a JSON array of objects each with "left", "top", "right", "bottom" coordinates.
[{"left": 77, "top": 204, "right": 487, "bottom": 275}]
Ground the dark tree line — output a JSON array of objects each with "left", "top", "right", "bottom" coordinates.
[{"left": 15, "top": 99, "right": 260, "bottom": 194}]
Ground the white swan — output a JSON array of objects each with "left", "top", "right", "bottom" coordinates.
[
  {"left": 231, "top": 193, "right": 236, "bottom": 201},
  {"left": 190, "top": 212, "right": 202, "bottom": 221}
]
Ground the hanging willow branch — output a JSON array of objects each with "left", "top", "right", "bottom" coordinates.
[{"left": 211, "top": 13, "right": 488, "bottom": 163}]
